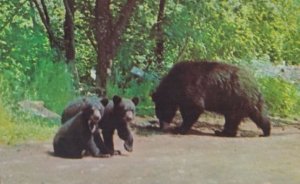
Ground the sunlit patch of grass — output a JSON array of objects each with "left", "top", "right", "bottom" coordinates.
[{"left": 0, "top": 105, "right": 58, "bottom": 145}]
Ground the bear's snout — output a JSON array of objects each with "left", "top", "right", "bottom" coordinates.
[
  {"left": 90, "top": 109, "right": 101, "bottom": 123},
  {"left": 124, "top": 111, "right": 134, "bottom": 122}
]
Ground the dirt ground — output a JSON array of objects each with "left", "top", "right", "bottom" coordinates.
[{"left": 0, "top": 114, "right": 300, "bottom": 184}]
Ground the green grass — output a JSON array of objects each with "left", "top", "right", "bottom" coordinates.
[
  {"left": 0, "top": 60, "right": 74, "bottom": 145},
  {"left": 0, "top": 104, "right": 59, "bottom": 145}
]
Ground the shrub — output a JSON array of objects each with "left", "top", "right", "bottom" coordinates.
[
  {"left": 0, "top": 76, "right": 58, "bottom": 145},
  {"left": 0, "top": 58, "right": 75, "bottom": 145},
  {"left": 258, "top": 77, "right": 300, "bottom": 117},
  {"left": 107, "top": 78, "right": 156, "bottom": 116},
  {"left": 28, "top": 60, "right": 76, "bottom": 113}
]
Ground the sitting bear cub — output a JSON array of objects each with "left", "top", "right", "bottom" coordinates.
[
  {"left": 60, "top": 96, "right": 109, "bottom": 155},
  {"left": 152, "top": 60, "right": 271, "bottom": 137},
  {"left": 53, "top": 104, "right": 105, "bottom": 158}
]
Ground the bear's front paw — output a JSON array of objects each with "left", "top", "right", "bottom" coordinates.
[
  {"left": 113, "top": 150, "right": 122, "bottom": 155},
  {"left": 96, "top": 153, "right": 111, "bottom": 158}
]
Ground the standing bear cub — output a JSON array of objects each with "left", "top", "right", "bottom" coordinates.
[
  {"left": 152, "top": 61, "right": 271, "bottom": 137},
  {"left": 100, "top": 95, "right": 139, "bottom": 155}
]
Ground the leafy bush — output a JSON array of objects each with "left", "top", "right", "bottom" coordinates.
[
  {"left": 0, "top": 61, "right": 74, "bottom": 144},
  {"left": 0, "top": 60, "right": 76, "bottom": 114},
  {"left": 27, "top": 60, "right": 76, "bottom": 113},
  {"left": 107, "top": 78, "right": 156, "bottom": 116},
  {"left": 0, "top": 76, "right": 58, "bottom": 145},
  {"left": 258, "top": 77, "right": 300, "bottom": 117}
]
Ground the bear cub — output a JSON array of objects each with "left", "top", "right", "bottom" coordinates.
[
  {"left": 53, "top": 104, "right": 104, "bottom": 158},
  {"left": 100, "top": 95, "right": 139, "bottom": 155}
]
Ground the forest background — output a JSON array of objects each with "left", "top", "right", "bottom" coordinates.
[{"left": 0, "top": 0, "right": 299, "bottom": 144}]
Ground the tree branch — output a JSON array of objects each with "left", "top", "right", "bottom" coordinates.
[
  {"left": 32, "top": 0, "right": 61, "bottom": 50},
  {"left": 40, "top": 0, "right": 50, "bottom": 25},
  {"left": 111, "top": 0, "right": 139, "bottom": 43},
  {"left": 85, "top": 30, "right": 97, "bottom": 52}
]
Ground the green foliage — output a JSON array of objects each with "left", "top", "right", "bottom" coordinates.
[
  {"left": 258, "top": 77, "right": 300, "bottom": 117},
  {"left": 28, "top": 61, "right": 76, "bottom": 113},
  {"left": 0, "top": 77, "right": 58, "bottom": 145},
  {"left": 0, "top": 1, "right": 76, "bottom": 113},
  {"left": 0, "top": 111, "right": 58, "bottom": 145},
  {"left": 107, "top": 78, "right": 156, "bottom": 116},
  {"left": 0, "top": 58, "right": 74, "bottom": 144},
  {"left": 162, "top": 0, "right": 300, "bottom": 64},
  {"left": 0, "top": 1, "right": 75, "bottom": 145}
]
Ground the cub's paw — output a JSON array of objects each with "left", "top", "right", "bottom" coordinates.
[
  {"left": 113, "top": 150, "right": 122, "bottom": 155},
  {"left": 95, "top": 153, "right": 111, "bottom": 158}
]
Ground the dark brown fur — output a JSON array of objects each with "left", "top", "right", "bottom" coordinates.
[
  {"left": 100, "top": 95, "right": 139, "bottom": 155},
  {"left": 152, "top": 61, "right": 271, "bottom": 137}
]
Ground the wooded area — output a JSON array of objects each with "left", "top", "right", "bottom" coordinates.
[{"left": 0, "top": 1, "right": 299, "bottom": 142}]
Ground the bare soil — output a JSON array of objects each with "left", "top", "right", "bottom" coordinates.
[{"left": 0, "top": 114, "right": 300, "bottom": 184}]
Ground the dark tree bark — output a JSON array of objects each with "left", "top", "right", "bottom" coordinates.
[
  {"left": 94, "top": 0, "right": 140, "bottom": 94},
  {"left": 63, "top": 0, "right": 80, "bottom": 86},
  {"left": 155, "top": 0, "right": 166, "bottom": 68},
  {"left": 63, "top": 0, "right": 75, "bottom": 63}
]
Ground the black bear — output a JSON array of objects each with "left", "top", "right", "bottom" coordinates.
[
  {"left": 60, "top": 96, "right": 109, "bottom": 154},
  {"left": 100, "top": 95, "right": 139, "bottom": 155},
  {"left": 53, "top": 104, "right": 105, "bottom": 158},
  {"left": 152, "top": 61, "right": 271, "bottom": 137}
]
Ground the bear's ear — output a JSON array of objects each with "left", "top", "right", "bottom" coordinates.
[
  {"left": 100, "top": 98, "right": 109, "bottom": 107},
  {"left": 132, "top": 97, "right": 139, "bottom": 106},
  {"left": 113, "top": 95, "right": 122, "bottom": 105}
]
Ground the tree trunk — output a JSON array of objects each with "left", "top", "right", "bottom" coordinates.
[
  {"left": 155, "top": 0, "right": 166, "bottom": 68},
  {"left": 63, "top": 0, "right": 75, "bottom": 63},
  {"left": 94, "top": 0, "right": 112, "bottom": 95},
  {"left": 63, "top": 0, "right": 79, "bottom": 86},
  {"left": 94, "top": 0, "right": 139, "bottom": 95}
]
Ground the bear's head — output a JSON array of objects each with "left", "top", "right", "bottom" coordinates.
[
  {"left": 151, "top": 92, "right": 177, "bottom": 130},
  {"left": 81, "top": 104, "right": 103, "bottom": 133},
  {"left": 61, "top": 97, "right": 109, "bottom": 125},
  {"left": 112, "top": 95, "right": 139, "bottom": 152}
]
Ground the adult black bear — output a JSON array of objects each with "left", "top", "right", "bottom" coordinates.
[
  {"left": 100, "top": 95, "right": 139, "bottom": 155},
  {"left": 53, "top": 104, "right": 105, "bottom": 158},
  {"left": 152, "top": 61, "right": 271, "bottom": 137}
]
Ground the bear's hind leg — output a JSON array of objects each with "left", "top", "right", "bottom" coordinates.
[
  {"left": 86, "top": 136, "right": 110, "bottom": 158},
  {"left": 249, "top": 110, "right": 271, "bottom": 137},
  {"left": 215, "top": 115, "right": 242, "bottom": 137},
  {"left": 176, "top": 105, "right": 203, "bottom": 134}
]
